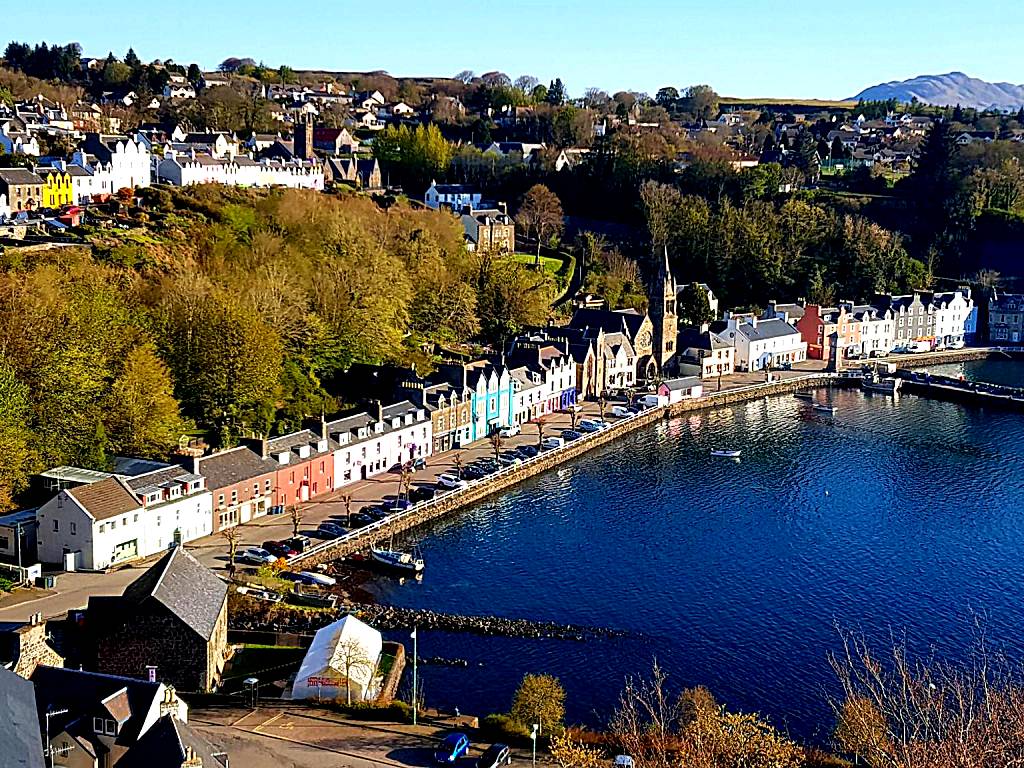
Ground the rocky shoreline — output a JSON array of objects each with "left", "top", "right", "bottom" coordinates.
[{"left": 352, "top": 602, "right": 628, "bottom": 641}]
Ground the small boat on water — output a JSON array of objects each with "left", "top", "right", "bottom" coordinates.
[
  {"left": 794, "top": 392, "right": 814, "bottom": 401},
  {"left": 370, "top": 544, "right": 425, "bottom": 575},
  {"left": 813, "top": 404, "right": 837, "bottom": 414},
  {"left": 710, "top": 449, "right": 742, "bottom": 458},
  {"left": 862, "top": 375, "right": 902, "bottom": 394}
]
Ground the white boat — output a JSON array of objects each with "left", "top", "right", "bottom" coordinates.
[
  {"left": 813, "top": 404, "right": 837, "bottom": 414},
  {"left": 710, "top": 449, "right": 741, "bottom": 458},
  {"left": 861, "top": 375, "right": 902, "bottom": 394},
  {"left": 370, "top": 543, "right": 425, "bottom": 575}
]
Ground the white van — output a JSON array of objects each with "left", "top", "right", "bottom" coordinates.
[{"left": 498, "top": 424, "right": 521, "bottom": 438}]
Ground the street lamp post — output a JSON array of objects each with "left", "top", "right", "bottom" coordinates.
[
  {"left": 530, "top": 723, "right": 539, "bottom": 768},
  {"left": 411, "top": 627, "right": 418, "bottom": 726}
]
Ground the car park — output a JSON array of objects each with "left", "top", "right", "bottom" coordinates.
[
  {"left": 435, "top": 733, "right": 470, "bottom": 764},
  {"left": 477, "top": 743, "right": 511, "bottom": 768}
]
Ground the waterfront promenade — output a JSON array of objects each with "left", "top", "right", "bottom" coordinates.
[{"left": 0, "top": 348, "right": 998, "bottom": 622}]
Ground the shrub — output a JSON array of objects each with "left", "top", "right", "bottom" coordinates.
[
  {"left": 481, "top": 713, "right": 532, "bottom": 744},
  {"left": 328, "top": 700, "right": 413, "bottom": 723}
]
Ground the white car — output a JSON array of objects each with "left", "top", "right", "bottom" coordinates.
[
  {"left": 498, "top": 425, "right": 521, "bottom": 438},
  {"left": 436, "top": 473, "right": 468, "bottom": 490},
  {"left": 235, "top": 547, "right": 277, "bottom": 565},
  {"left": 947, "top": 339, "right": 965, "bottom": 350},
  {"left": 611, "top": 405, "right": 631, "bottom": 418}
]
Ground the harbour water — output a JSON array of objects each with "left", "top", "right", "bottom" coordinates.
[{"left": 368, "top": 360, "right": 1024, "bottom": 742}]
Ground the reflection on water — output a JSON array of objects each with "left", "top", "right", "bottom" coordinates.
[{"left": 368, "top": 364, "right": 1024, "bottom": 743}]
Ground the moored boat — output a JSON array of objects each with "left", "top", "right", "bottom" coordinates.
[
  {"left": 370, "top": 545, "right": 425, "bottom": 575},
  {"left": 861, "top": 375, "right": 902, "bottom": 394},
  {"left": 813, "top": 404, "right": 837, "bottom": 414},
  {"left": 710, "top": 449, "right": 742, "bottom": 458}
]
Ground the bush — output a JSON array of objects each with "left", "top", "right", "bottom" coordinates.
[
  {"left": 480, "top": 713, "right": 532, "bottom": 744},
  {"left": 329, "top": 700, "right": 413, "bottom": 723}
]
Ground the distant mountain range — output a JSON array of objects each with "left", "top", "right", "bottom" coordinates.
[{"left": 852, "top": 72, "right": 1024, "bottom": 111}]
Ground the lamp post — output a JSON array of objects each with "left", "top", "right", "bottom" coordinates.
[
  {"left": 530, "top": 723, "right": 538, "bottom": 768},
  {"left": 411, "top": 627, "right": 418, "bottom": 726}
]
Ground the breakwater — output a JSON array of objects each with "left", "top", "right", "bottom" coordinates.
[{"left": 290, "top": 372, "right": 839, "bottom": 568}]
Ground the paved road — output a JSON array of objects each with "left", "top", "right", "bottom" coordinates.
[
  {"left": 0, "top": 359, "right": 836, "bottom": 622},
  {"left": 190, "top": 706, "right": 538, "bottom": 768}
]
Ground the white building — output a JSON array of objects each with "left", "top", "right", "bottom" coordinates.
[
  {"left": 328, "top": 401, "right": 433, "bottom": 487},
  {"left": 713, "top": 314, "right": 807, "bottom": 371},
  {"left": 291, "top": 614, "right": 384, "bottom": 702},
  {"left": 931, "top": 288, "right": 975, "bottom": 347},
  {"left": 658, "top": 376, "right": 704, "bottom": 403},
  {"left": 155, "top": 150, "right": 324, "bottom": 190},
  {"left": 74, "top": 133, "right": 151, "bottom": 193},
  {"left": 0, "top": 192, "right": 8, "bottom": 221},
  {"left": 35, "top": 466, "right": 212, "bottom": 571},
  {"left": 424, "top": 181, "right": 482, "bottom": 210},
  {"left": 0, "top": 126, "right": 40, "bottom": 156}
]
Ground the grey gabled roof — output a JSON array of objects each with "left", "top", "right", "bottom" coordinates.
[
  {"left": 115, "top": 714, "right": 226, "bottom": 768},
  {"left": 0, "top": 167, "right": 43, "bottom": 185},
  {"left": 740, "top": 318, "right": 799, "bottom": 341},
  {"left": 120, "top": 547, "right": 227, "bottom": 641},
  {"left": 196, "top": 446, "right": 278, "bottom": 491},
  {"left": 0, "top": 667, "right": 44, "bottom": 768}
]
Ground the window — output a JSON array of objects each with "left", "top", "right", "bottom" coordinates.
[
  {"left": 93, "top": 717, "right": 104, "bottom": 734},
  {"left": 133, "top": 514, "right": 139, "bottom": 523},
  {"left": 70, "top": 522, "right": 77, "bottom": 536},
  {"left": 53, "top": 520, "right": 59, "bottom": 532},
  {"left": 231, "top": 490, "right": 238, "bottom": 504},
  {"left": 105, "top": 719, "right": 117, "bottom": 736},
  {"left": 0, "top": 536, "right": 8, "bottom": 549},
  {"left": 110, "top": 520, "right": 116, "bottom": 529},
  {"left": 253, "top": 483, "right": 259, "bottom": 497},
  {"left": 320, "top": 461, "right": 325, "bottom": 473},
  {"left": 99, "top": 524, "right": 105, "bottom": 533}
]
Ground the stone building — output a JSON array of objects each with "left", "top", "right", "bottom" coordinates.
[
  {"left": 84, "top": 547, "right": 229, "bottom": 692},
  {"left": 0, "top": 613, "right": 64, "bottom": 678},
  {"left": 648, "top": 246, "right": 679, "bottom": 370}
]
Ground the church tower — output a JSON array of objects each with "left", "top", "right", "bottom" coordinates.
[
  {"left": 294, "top": 113, "right": 314, "bottom": 160},
  {"left": 649, "top": 246, "right": 678, "bottom": 369}
]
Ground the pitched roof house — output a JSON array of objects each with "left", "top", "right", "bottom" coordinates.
[
  {"left": 0, "top": 666, "right": 45, "bottom": 768},
  {"left": 84, "top": 547, "right": 229, "bottom": 692}
]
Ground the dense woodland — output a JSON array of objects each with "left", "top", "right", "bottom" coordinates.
[{"left": 0, "top": 187, "right": 560, "bottom": 510}]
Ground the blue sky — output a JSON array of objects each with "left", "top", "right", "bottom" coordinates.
[{"left": 7, "top": 0, "right": 1024, "bottom": 99}]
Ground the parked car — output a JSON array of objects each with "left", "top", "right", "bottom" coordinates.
[
  {"left": 461, "top": 467, "right": 486, "bottom": 481},
  {"left": 262, "top": 540, "right": 298, "bottom": 558},
  {"left": 541, "top": 437, "right": 564, "bottom": 450},
  {"left": 435, "top": 733, "right": 470, "bottom": 764},
  {"left": 516, "top": 445, "right": 538, "bottom": 458},
  {"left": 317, "top": 522, "right": 347, "bottom": 538},
  {"left": 235, "top": 547, "right": 277, "bottom": 565},
  {"left": 562, "top": 403, "right": 584, "bottom": 414},
  {"left": 478, "top": 743, "right": 511, "bottom": 768},
  {"left": 363, "top": 506, "right": 390, "bottom": 521},
  {"left": 498, "top": 452, "right": 522, "bottom": 466},
  {"left": 348, "top": 512, "right": 373, "bottom": 526},
  {"left": 382, "top": 497, "right": 412, "bottom": 511},
  {"left": 409, "top": 485, "right": 436, "bottom": 503},
  {"left": 498, "top": 424, "right": 521, "bottom": 438},
  {"left": 611, "top": 405, "right": 631, "bottom": 418},
  {"left": 869, "top": 349, "right": 889, "bottom": 358},
  {"left": 578, "top": 419, "right": 601, "bottom": 433},
  {"left": 948, "top": 339, "right": 965, "bottom": 350},
  {"left": 284, "top": 535, "right": 310, "bottom": 553},
  {"left": 413, "top": 456, "right": 428, "bottom": 470},
  {"left": 561, "top": 429, "right": 582, "bottom": 441},
  {"left": 436, "top": 474, "right": 469, "bottom": 490}
]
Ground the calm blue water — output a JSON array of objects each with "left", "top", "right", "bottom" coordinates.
[{"left": 370, "top": 361, "right": 1024, "bottom": 743}]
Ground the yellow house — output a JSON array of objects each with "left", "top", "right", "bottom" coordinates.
[{"left": 38, "top": 167, "right": 73, "bottom": 208}]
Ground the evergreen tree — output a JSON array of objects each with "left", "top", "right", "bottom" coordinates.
[
  {"left": 125, "top": 47, "right": 141, "bottom": 68},
  {"left": 795, "top": 130, "right": 820, "bottom": 181},
  {"left": 547, "top": 78, "right": 566, "bottom": 106}
]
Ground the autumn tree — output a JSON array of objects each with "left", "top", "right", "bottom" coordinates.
[
  {"left": 516, "top": 184, "right": 565, "bottom": 264},
  {"left": 288, "top": 505, "right": 303, "bottom": 537},
  {"left": 549, "top": 733, "right": 603, "bottom": 768},
  {"left": 511, "top": 673, "right": 566, "bottom": 734},
  {"left": 0, "top": 356, "right": 34, "bottom": 510},
  {"left": 105, "top": 344, "right": 189, "bottom": 458}
]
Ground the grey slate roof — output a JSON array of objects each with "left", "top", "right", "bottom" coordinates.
[
  {"left": 740, "top": 318, "right": 799, "bottom": 341},
  {"left": 30, "top": 666, "right": 161, "bottom": 746},
  {"left": 0, "top": 667, "right": 44, "bottom": 768},
  {"left": 196, "top": 446, "right": 279, "bottom": 491},
  {"left": 115, "top": 714, "right": 226, "bottom": 768},
  {"left": 120, "top": 547, "right": 227, "bottom": 641},
  {"left": 0, "top": 167, "right": 44, "bottom": 185},
  {"left": 569, "top": 307, "right": 647, "bottom": 342}
]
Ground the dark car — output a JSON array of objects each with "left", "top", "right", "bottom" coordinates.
[
  {"left": 462, "top": 467, "right": 485, "bottom": 481},
  {"left": 516, "top": 445, "right": 538, "bottom": 458},
  {"left": 434, "top": 733, "right": 470, "bottom": 764},
  {"left": 284, "top": 535, "right": 310, "bottom": 552},
  {"left": 477, "top": 744, "right": 511, "bottom": 768},
  {"left": 262, "top": 540, "right": 297, "bottom": 557},
  {"left": 382, "top": 497, "right": 412, "bottom": 511},
  {"left": 561, "top": 429, "right": 582, "bottom": 441},
  {"left": 349, "top": 512, "right": 373, "bottom": 527},
  {"left": 364, "top": 506, "right": 390, "bottom": 521},
  {"left": 409, "top": 485, "right": 436, "bottom": 503}
]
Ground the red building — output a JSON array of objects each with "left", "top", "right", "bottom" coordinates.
[
  {"left": 265, "top": 428, "right": 336, "bottom": 509},
  {"left": 795, "top": 304, "right": 863, "bottom": 360}
]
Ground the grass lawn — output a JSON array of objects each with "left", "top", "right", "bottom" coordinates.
[
  {"left": 510, "top": 252, "right": 563, "bottom": 274},
  {"left": 222, "top": 645, "right": 306, "bottom": 690}
]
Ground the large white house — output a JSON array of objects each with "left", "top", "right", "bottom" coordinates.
[
  {"left": 712, "top": 314, "right": 807, "bottom": 371},
  {"left": 327, "top": 401, "right": 433, "bottom": 487},
  {"left": 155, "top": 150, "right": 324, "bottom": 190},
  {"left": 424, "top": 181, "right": 482, "bottom": 210},
  {"left": 74, "top": 132, "right": 151, "bottom": 193},
  {"left": 36, "top": 465, "right": 212, "bottom": 571}
]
